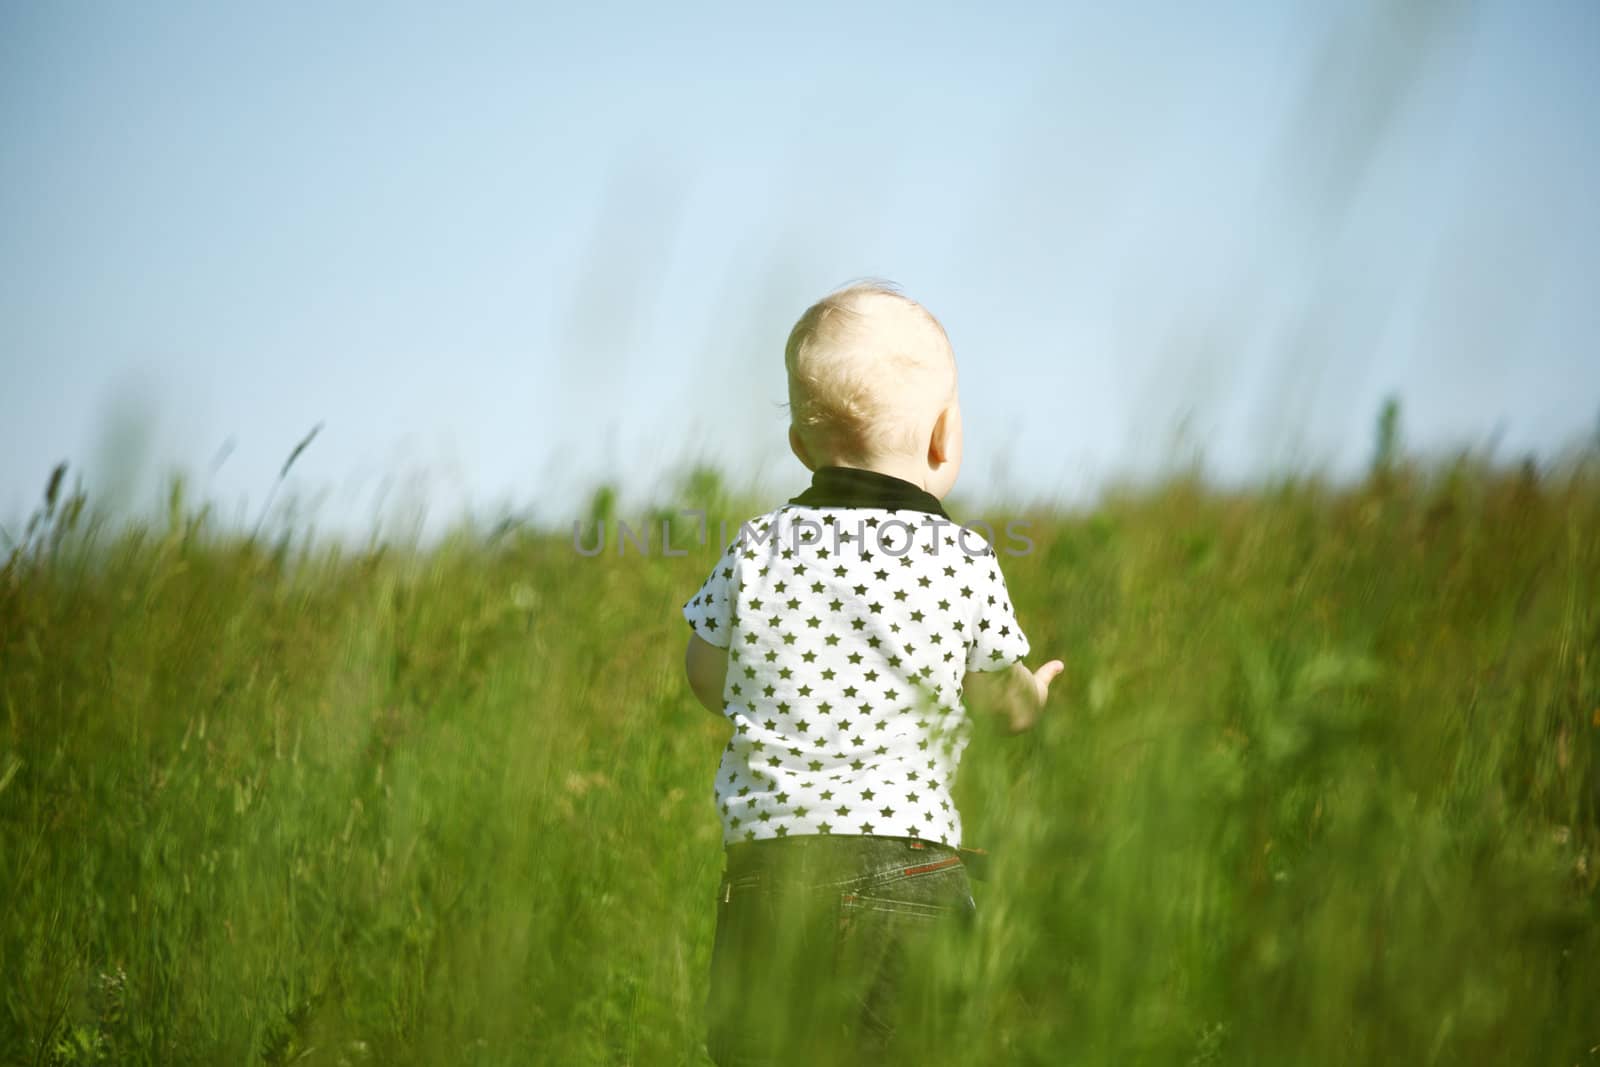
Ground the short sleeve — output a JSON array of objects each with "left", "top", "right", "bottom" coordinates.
[
  {"left": 682, "top": 537, "right": 741, "bottom": 649},
  {"left": 964, "top": 547, "right": 1031, "bottom": 672}
]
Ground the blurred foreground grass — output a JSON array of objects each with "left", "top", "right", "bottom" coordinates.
[{"left": 1, "top": 457, "right": 1597, "bottom": 1065}]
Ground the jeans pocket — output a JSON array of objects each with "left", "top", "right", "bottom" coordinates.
[
  {"left": 834, "top": 863, "right": 973, "bottom": 1045},
  {"left": 835, "top": 874, "right": 965, "bottom": 942}
]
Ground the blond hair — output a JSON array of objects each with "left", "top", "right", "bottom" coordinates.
[{"left": 784, "top": 281, "right": 956, "bottom": 463}]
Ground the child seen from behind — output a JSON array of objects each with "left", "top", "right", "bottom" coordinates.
[{"left": 682, "top": 281, "right": 1063, "bottom": 1064}]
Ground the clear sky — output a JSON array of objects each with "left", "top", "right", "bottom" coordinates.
[{"left": 2, "top": 0, "right": 1596, "bottom": 540}]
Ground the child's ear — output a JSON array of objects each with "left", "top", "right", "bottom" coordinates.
[
  {"left": 928, "top": 406, "right": 953, "bottom": 466},
  {"left": 788, "top": 425, "right": 816, "bottom": 471}
]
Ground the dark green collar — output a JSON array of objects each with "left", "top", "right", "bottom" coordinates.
[{"left": 787, "top": 466, "right": 950, "bottom": 519}]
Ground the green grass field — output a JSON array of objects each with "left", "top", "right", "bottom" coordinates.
[{"left": 2, "top": 456, "right": 1597, "bottom": 1065}]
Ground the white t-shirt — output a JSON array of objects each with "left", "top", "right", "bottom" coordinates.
[{"left": 682, "top": 467, "right": 1031, "bottom": 848}]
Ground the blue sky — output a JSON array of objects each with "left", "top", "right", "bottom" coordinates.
[{"left": 2, "top": 1, "right": 1596, "bottom": 539}]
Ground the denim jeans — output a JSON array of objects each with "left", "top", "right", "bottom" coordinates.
[{"left": 704, "top": 834, "right": 977, "bottom": 1066}]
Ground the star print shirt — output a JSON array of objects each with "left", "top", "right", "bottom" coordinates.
[{"left": 681, "top": 467, "right": 1031, "bottom": 848}]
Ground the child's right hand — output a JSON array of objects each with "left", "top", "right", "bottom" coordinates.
[
  {"left": 964, "top": 658, "right": 1064, "bottom": 734},
  {"left": 1011, "top": 659, "right": 1064, "bottom": 732}
]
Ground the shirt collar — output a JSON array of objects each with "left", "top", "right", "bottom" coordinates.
[{"left": 787, "top": 465, "right": 951, "bottom": 519}]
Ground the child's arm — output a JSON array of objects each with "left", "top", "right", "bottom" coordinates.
[
  {"left": 964, "top": 659, "right": 1064, "bottom": 733},
  {"left": 959, "top": 544, "right": 1062, "bottom": 733},
  {"left": 681, "top": 533, "right": 741, "bottom": 715},
  {"left": 684, "top": 633, "right": 730, "bottom": 715}
]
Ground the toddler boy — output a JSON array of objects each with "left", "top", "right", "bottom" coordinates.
[{"left": 681, "top": 281, "right": 1061, "bottom": 1064}]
